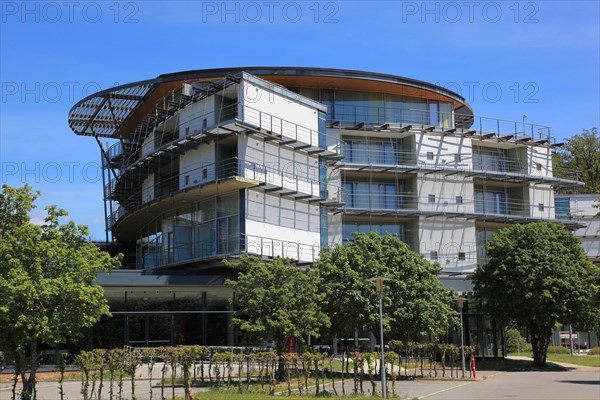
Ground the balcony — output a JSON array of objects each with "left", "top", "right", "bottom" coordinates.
[
  {"left": 337, "top": 145, "right": 581, "bottom": 187},
  {"left": 109, "top": 157, "right": 336, "bottom": 233},
  {"left": 326, "top": 105, "right": 557, "bottom": 146},
  {"left": 139, "top": 233, "right": 321, "bottom": 270}
]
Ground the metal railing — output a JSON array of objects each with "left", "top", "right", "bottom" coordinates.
[
  {"left": 340, "top": 147, "right": 581, "bottom": 183},
  {"left": 240, "top": 105, "right": 325, "bottom": 150},
  {"left": 327, "top": 104, "right": 553, "bottom": 142},
  {"left": 106, "top": 101, "right": 344, "bottom": 173},
  {"left": 138, "top": 232, "right": 321, "bottom": 269},
  {"left": 341, "top": 191, "right": 560, "bottom": 220},
  {"left": 108, "top": 156, "right": 341, "bottom": 229}
]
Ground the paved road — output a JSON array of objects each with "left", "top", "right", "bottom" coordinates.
[
  {"left": 1, "top": 368, "right": 598, "bottom": 399},
  {"left": 422, "top": 370, "right": 600, "bottom": 400}
]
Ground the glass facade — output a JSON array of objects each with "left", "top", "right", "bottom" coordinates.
[
  {"left": 555, "top": 197, "right": 570, "bottom": 218},
  {"left": 137, "top": 192, "right": 240, "bottom": 269},
  {"left": 474, "top": 190, "right": 508, "bottom": 215},
  {"left": 299, "top": 89, "right": 453, "bottom": 128},
  {"left": 473, "top": 147, "right": 527, "bottom": 174},
  {"left": 475, "top": 228, "right": 497, "bottom": 266},
  {"left": 343, "top": 181, "right": 405, "bottom": 210},
  {"left": 90, "top": 289, "right": 233, "bottom": 349},
  {"left": 342, "top": 222, "right": 403, "bottom": 241},
  {"left": 342, "top": 137, "right": 415, "bottom": 165}
]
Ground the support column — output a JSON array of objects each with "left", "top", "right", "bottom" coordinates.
[
  {"left": 227, "top": 304, "right": 234, "bottom": 346},
  {"left": 144, "top": 315, "right": 149, "bottom": 347},
  {"left": 124, "top": 316, "right": 130, "bottom": 346},
  {"left": 333, "top": 334, "right": 338, "bottom": 356}
]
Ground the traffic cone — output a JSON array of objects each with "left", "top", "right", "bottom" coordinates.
[{"left": 471, "top": 354, "right": 477, "bottom": 379}]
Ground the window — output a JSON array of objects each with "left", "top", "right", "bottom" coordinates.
[
  {"left": 428, "top": 194, "right": 436, "bottom": 203},
  {"left": 427, "top": 152, "right": 434, "bottom": 161},
  {"left": 474, "top": 190, "right": 508, "bottom": 215},
  {"left": 430, "top": 251, "right": 438, "bottom": 261},
  {"left": 456, "top": 196, "right": 463, "bottom": 204},
  {"left": 454, "top": 154, "right": 461, "bottom": 163},
  {"left": 538, "top": 203, "right": 544, "bottom": 211},
  {"left": 458, "top": 252, "right": 466, "bottom": 261},
  {"left": 343, "top": 181, "right": 403, "bottom": 209},
  {"left": 555, "top": 197, "right": 570, "bottom": 218},
  {"left": 536, "top": 163, "right": 542, "bottom": 171}
]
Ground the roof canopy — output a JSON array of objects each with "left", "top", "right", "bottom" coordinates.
[{"left": 68, "top": 67, "right": 472, "bottom": 139}]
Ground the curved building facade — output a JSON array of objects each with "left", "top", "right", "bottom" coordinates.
[{"left": 69, "top": 67, "right": 581, "bottom": 351}]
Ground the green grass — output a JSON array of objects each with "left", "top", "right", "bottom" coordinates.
[{"left": 508, "top": 352, "right": 600, "bottom": 367}]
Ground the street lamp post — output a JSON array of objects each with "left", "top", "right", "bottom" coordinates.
[
  {"left": 370, "top": 277, "right": 390, "bottom": 399},
  {"left": 456, "top": 297, "right": 466, "bottom": 378}
]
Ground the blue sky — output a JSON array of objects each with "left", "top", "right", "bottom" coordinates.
[{"left": 1, "top": 0, "right": 599, "bottom": 239}]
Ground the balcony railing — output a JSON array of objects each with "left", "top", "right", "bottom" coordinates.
[
  {"left": 107, "top": 101, "right": 344, "bottom": 175},
  {"left": 340, "top": 192, "right": 565, "bottom": 221},
  {"left": 109, "top": 156, "right": 340, "bottom": 230},
  {"left": 327, "top": 104, "right": 553, "bottom": 143},
  {"left": 340, "top": 147, "right": 581, "bottom": 183},
  {"left": 138, "top": 232, "right": 321, "bottom": 269}
]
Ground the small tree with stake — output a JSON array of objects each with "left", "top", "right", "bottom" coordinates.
[{"left": 225, "top": 255, "right": 330, "bottom": 381}]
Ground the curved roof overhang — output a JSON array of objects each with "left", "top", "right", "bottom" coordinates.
[{"left": 68, "top": 67, "right": 473, "bottom": 139}]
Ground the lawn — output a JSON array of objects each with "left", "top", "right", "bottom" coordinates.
[{"left": 508, "top": 352, "right": 600, "bottom": 367}]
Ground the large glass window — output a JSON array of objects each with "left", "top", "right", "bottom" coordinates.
[
  {"left": 343, "top": 138, "right": 413, "bottom": 165},
  {"left": 555, "top": 197, "right": 570, "bottom": 218},
  {"left": 343, "top": 181, "right": 404, "bottom": 210},
  {"left": 473, "top": 148, "right": 508, "bottom": 173},
  {"left": 137, "top": 192, "right": 240, "bottom": 269},
  {"left": 341, "top": 221, "right": 416, "bottom": 251},
  {"left": 475, "top": 228, "right": 496, "bottom": 266},
  {"left": 334, "top": 90, "right": 384, "bottom": 124},
  {"left": 474, "top": 190, "right": 508, "bottom": 215},
  {"left": 299, "top": 88, "right": 454, "bottom": 128},
  {"left": 342, "top": 223, "right": 404, "bottom": 241}
]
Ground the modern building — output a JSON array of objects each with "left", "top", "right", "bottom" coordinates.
[
  {"left": 555, "top": 193, "right": 600, "bottom": 266},
  {"left": 552, "top": 193, "right": 600, "bottom": 350},
  {"left": 68, "top": 67, "right": 582, "bottom": 354}
]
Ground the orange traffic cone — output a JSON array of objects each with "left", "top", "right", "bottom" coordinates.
[{"left": 471, "top": 354, "right": 477, "bottom": 379}]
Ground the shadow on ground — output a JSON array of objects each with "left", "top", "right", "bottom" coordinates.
[
  {"left": 475, "top": 358, "right": 570, "bottom": 372},
  {"left": 559, "top": 380, "right": 600, "bottom": 385}
]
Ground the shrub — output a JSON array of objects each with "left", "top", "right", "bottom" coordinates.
[
  {"left": 587, "top": 347, "right": 600, "bottom": 355},
  {"left": 506, "top": 328, "right": 528, "bottom": 353},
  {"left": 547, "top": 345, "right": 570, "bottom": 354}
]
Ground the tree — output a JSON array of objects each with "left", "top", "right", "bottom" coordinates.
[
  {"left": 554, "top": 127, "right": 600, "bottom": 193},
  {"left": 316, "top": 232, "right": 457, "bottom": 345},
  {"left": 0, "top": 185, "right": 121, "bottom": 399},
  {"left": 225, "top": 255, "right": 329, "bottom": 379},
  {"left": 470, "top": 222, "right": 600, "bottom": 367}
]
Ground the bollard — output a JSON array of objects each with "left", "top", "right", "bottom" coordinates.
[{"left": 471, "top": 354, "right": 477, "bottom": 379}]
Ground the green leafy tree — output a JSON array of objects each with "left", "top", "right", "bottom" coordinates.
[
  {"left": 316, "top": 232, "right": 457, "bottom": 344},
  {"left": 0, "top": 185, "right": 121, "bottom": 399},
  {"left": 554, "top": 127, "right": 600, "bottom": 193},
  {"left": 471, "top": 222, "right": 600, "bottom": 366},
  {"left": 225, "top": 255, "right": 330, "bottom": 379},
  {"left": 505, "top": 328, "right": 529, "bottom": 354}
]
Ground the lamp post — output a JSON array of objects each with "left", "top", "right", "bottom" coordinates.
[
  {"left": 456, "top": 297, "right": 466, "bottom": 378},
  {"left": 370, "top": 276, "right": 390, "bottom": 399}
]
